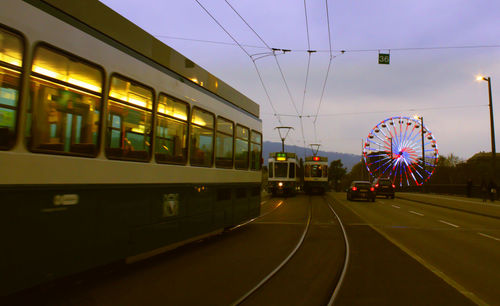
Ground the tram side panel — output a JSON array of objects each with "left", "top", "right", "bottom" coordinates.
[{"left": 0, "top": 0, "right": 262, "bottom": 296}]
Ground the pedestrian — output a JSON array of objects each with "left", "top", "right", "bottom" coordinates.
[
  {"left": 480, "top": 179, "right": 488, "bottom": 202},
  {"left": 488, "top": 179, "right": 497, "bottom": 202},
  {"left": 466, "top": 178, "right": 472, "bottom": 198}
]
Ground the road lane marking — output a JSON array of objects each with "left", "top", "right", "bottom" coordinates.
[
  {"left": 478, "top": 232, "right": 500, "bottom": 241},
  {"left": 439, "top": 220, "right": 459, "bottom": 228},
  {"left": 392, "top": 205, "right": 400, "bottom": 209},
  {"left": 333, "top": 194, "right": 487, "bottom": 306},
  {"left": 409, "top": 210, "right": 424, "bottom": 216}
]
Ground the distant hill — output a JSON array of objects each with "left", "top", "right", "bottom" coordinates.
[{"left": 263, "top": 141, "right": 360, "bottom": 171}]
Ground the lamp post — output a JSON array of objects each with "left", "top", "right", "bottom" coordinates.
[
  {"left": 477, "top": 76, "right": 496, "bottom": 174},
  {"left": 414, "top": 115, "right": 425, "bottom": 171}
]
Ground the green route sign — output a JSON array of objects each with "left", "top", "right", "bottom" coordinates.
[{"left": 378, "top": 53, "right": 390, "bottom": 64}]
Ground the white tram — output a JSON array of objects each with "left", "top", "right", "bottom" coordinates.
[
  {"left": 303, "top": 156, "right": 329, "bottom": 194},
  {"left": 0, "top": 0, "right": 262, "bottom": 295},
  {"left": 267, "top": 152, "right": 299, "bottom": 196}
]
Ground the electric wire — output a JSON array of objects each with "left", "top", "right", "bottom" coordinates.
[
  {"left": 224, "top": 0, "right": 309, "bottom": 155},
  {"left": 262, "top": 104, "right": 489, "bottom": 118},
  {"left": 299, "top": 0, "right": 313, "bottom": 157},
  {"left": 223, "top": 0, "right": 307, "bottom": 155},
  {"left": 313, "top": 0, "right": 335, "bottom": 143},
  {"left": 153, "top": 34, "right": 500, "bottom": 53},
  {"left": 193, "top": 0, "right": 283, "bottom": 125},
  {"left": 224, "top": 0, "right": 271, "bottom": 50}
]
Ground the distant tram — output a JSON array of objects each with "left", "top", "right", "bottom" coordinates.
[
  {"left": 0, "top": 0, "right": 262, "bottom": 295},
  {"left": 303, "top": 156, "right": 329, "bottom": 194},
  {"left": 267, "top": 152, "right": 299, "bottom": 196}
]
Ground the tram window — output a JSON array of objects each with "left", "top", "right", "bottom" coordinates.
[
  {"left": 106, "top": 75, "right": 153, "bottom": 161},
  {"left": 289, "top": 163, "right": 296, "bottom": 178},
  {"left": 155, "top": 94, "right": 188, "bottom": 164},
  {"left": 0, "top": 27, "right": 23, "bottom": 150},
  {"left": 215, "top": 117, "right": 233, "bottom": 168},
  {"left": 235, "top": 125, "right": 249, "bottom": 169},
  {"left": 323, "top": 165, "right": 328, "bottom": 177},
  {"left": 274, "top": 163, "right": 288, "bottom": 178},
  {"left": 28, "top": 44, "right": 103, "bottom": 156},
  {"left": 190, "top": 107, "right": 214, "bottom": 167},
  {"left": 268, "top": 162, "right": 274, "bottom": 178},
  {"left": 250, "top": 131, "right": 262, "bottom": 170},
  {"left": 311, "top": 165, "right": 322, "bottom": 177}
]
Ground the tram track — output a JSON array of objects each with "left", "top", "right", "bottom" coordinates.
[{"left": 232, "top": 195, "right": 350, "bottom": 305}]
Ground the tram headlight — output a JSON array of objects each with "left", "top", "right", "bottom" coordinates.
[{"left": 278, "top": 182, "right": 284, "bottom": 188}]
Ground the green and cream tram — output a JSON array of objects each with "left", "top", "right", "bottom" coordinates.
[
  {"left": 267, "top": 152, "right": 299, "bottom": 196},
  {"left": 0, "top": 0, "right": 262, "bottom": 295},
  {"left": 303, "top": 156, "right": 329, "bottom": 194}
]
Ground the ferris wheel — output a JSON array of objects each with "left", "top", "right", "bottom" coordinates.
[{"left": 363, "top": 116, "right": 439, "bottom": 187}]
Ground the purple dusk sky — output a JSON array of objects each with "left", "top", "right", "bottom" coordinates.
[{"left": 100, "top": 0, "right": 500, "bottom": 160}]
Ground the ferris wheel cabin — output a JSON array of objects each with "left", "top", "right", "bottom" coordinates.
[
  {"left": 267, "top": 152, "right": 299, "bottom": 196},
  {"left": 303, "top": 156, "right": 329, "bottom": 194}
]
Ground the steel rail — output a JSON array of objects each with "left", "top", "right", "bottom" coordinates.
[
  {"left": 324, "top": 195, "right": 351, "bottom": 305},
  {"left": 231, "top": 196, "right": 313, "bottom": 305}
]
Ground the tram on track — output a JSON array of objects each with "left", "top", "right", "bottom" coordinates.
[
  {"left": 267, "top": 152, "right": 299, "bottom": 196},
  {"left": 303, "top": 156, "right": 329, "bottom": 194},
  {"left": 0, "top": 0, "right": 262, "bottom": 295}
]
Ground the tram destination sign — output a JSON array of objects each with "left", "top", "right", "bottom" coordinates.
[{"left": 378, "top": 53, "right": 390, "bottom": 64}]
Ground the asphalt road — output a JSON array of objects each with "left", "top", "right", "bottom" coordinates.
[
  {"left": 330, "top": 191, "right": 500, "bottom": 305},
  {"left": 9, "top": 195, "right": 345, "bottom": 306},
  {"left": 8, "top": 192, "right": 498, "bottom": 305}
]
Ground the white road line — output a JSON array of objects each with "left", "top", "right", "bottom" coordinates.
[
  {"left": 392, "top": 205, "right": 400, "bottom": 209},
  {"left": 478, "top": 232, "right": 500, "bottom": 242},
  {"left": 409, "top": 210, "right": 424, "bottom": 216},
  {"left": 439, "top": 220, "right": 459, "bottom": 228}
]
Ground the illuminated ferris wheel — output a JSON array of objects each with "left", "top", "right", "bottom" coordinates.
[{"left": 363, "top": 116, "right": 439, "bottom": 187}]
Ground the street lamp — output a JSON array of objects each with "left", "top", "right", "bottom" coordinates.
[
  {"left": 476, "top": 76, "right": 496, "bottom": 174},
  {"left": 413, "top": 114, "right": 425, "bottom": 170}
]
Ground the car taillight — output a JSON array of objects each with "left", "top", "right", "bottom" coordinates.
[
  {"left": 370, "top": 187, "right": 375, "bottom": 191},
  {"left": 352, "top": 187, "right": 357, "bottom": 191},
  {"left": 392, "top": 184, "right": 395, "bottom": 188},
  {"left": 375, "top": 184, "right": 379, "bottom": 188}
]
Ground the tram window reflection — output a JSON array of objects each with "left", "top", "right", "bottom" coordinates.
[
  {"left": 235, "top": 125, "right": 249, "bottom": 170},
  {"left": 156, "top": 94, "right": 188, "bottom": 164},
  {"left": 106, "top": 75, "right": 153, "bottom": 161},
  {"left": 190, "top": 107, "right": 214, "bottom": 167},
  {"left": 250, "top": 131, "right": 262, "bottom": 170},
  {"left": 28, "top": 44, "right": 102, "bottom": 156},
  {"left": 0, "top": 27, "right": 23, "bottom": 149},
  {"left": 215, "top": 116, "right": 233, "bottom": 168}
]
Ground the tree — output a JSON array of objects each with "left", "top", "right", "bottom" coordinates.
[{"left": 328, "top": 159, "right": 347, "bottom": 191}]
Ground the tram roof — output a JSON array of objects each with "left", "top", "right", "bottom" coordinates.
[{"left": 39, "top": 0, "right": 260, "bottom": 117}]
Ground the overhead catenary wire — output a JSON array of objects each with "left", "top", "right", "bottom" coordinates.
[
  {"left": 313, "top": 0, "right": 335, "bottom": 143},
  {"left": 261, "top": 104, "right": 489, "bottom": 118},
  {"left": 222, "top": 0, "right": 308, "bottom": 155},
  {"left": 154, "top": 34, "right": 500, "bottom": 53},
  {"left": 299, "top": 0, "right": 314, "bottom": 157},
  {"left": 193, "top": 0, "right": 283, "bottom": 126}
]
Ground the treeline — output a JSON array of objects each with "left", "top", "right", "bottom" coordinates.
[{"left": 337, "top": 152, "right": 499, "bottom": 191}]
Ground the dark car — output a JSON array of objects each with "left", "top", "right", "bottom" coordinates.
[
  {"left": 347, "top": 181, "right": 375, "bottom": 202},
  {"left": 372, "top": 178, "right": 395, "bottom": 199}
]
